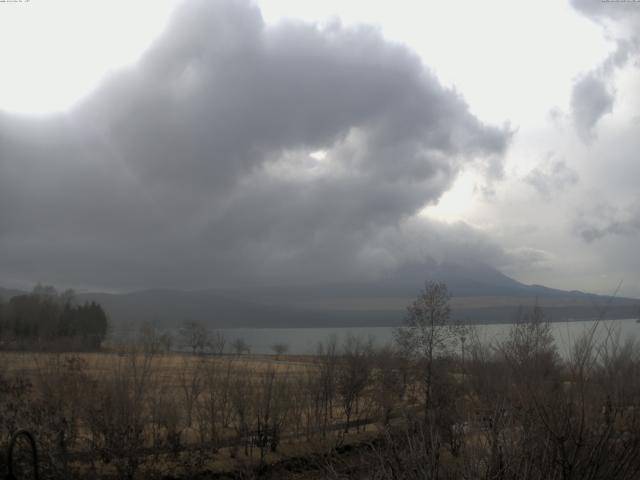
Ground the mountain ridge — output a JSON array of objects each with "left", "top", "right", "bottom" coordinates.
[{"left": 1, "top": 262, "right": 638, "bottom": 329}]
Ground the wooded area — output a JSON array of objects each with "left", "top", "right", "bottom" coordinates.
[{"left": 0, "top": 285, "right": 108, "bottom": 350}]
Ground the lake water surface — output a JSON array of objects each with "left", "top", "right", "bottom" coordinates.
[{"left": 218, "top": 318, "right": 640, "bottom": 357}]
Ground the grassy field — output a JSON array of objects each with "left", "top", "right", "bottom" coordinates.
[
  {"left": 1, "top": 350, "right": 314, "bottom": 373},
  {"left": 0, "top": 349, "right": 407, "bottom": 479}
]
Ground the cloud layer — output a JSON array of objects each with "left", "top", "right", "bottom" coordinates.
[
  {"left": 525, "top": 154, "right": 579, "bottom": 199},
  {"left": 0, "top": 0, "right": 509, "bottom": 290},
  {"left": 570, "top": 0, "right": 640, "bottom": 141}
]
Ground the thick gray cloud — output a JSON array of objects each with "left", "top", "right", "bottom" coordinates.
[
  {"left": 525, "top": 154, "right": 579, "bottom": 198},
  {"left": 0, "top": 0, "right": 509, "bottom": 290},
  {"left": 570, "top": 1, "right": 640, "bottom": 141},
  {"left": 568, "top": 1, "right": 640, "bottom": 245},
  {"left": 571, "top": 73, "right": 614, "bottom": 142},
  {"left": 570, "top": 0, "right": 640, "bottom": 25},
  {"left": 575, "top": 201, "right": 640, "bottom": 243}
]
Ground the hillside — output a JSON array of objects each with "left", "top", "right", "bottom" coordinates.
[{"left": 2, "top": 262, "right": 637, "bottom": 329}]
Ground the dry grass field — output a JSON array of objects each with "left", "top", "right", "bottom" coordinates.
[
  {"left": 0, "top": 350, "right": 313, "bottom": 379},
  {"left": 0, "top": 348, "right": 407, "bottom": 479}
]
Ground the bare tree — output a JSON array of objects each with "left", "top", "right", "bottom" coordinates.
[
  {"left": 372, "top": 345, "right": 406, "bottom": 426},
  {"left": 392, "top": 281, "right": 467, "bottom": 478},
  {"left": 180, "top": 320, "right": 210, "bottom": 355},
  {"left": 394, "top": 281, "right": 464, "bottom": 417},
  {"left": 289, "top": 368, "right": 312, "bottom": 438},
  {"left": 500, "top": 303, "right": 558, "bottom": 374},
  {"left": 229, "top": 371, "right": 255, "bottom": 456},
  {"left": 232, "top": 337, "right": 251, "bottom": 355},
  {"left": 271, "top": 342, "right": 289, "bottom": 358},
  {"left": 210, "top": 330, "right": 226, "bottom": 355},
  {"left": 316, "top": 337, "right": 339, "bottom": 437},
  {"left": 83, "top": 348, "right": 158, "bottom": 479},
  {"left": 158, "top": 332, "right": 173, "bottom": 353},
  {"left": 137, "top": 321, "right": 162, "bottom": 354},
  {"left": 178, "top": 356, "right": 205, "bottom": 428},
  {"left": 196, "top": 358, "right": 234, "bottom": 449},
  {"left": 149, "top": 385, "right": 182, "bottom": 456},
  {"left": 31, "top": 353, "right": 89, "bottom": 478},
  {"left": 337, "top": 335, "right": 372, "bottom": 433},
  {"left": 253, "top": 366, "right": 291, "bottom": 462}
]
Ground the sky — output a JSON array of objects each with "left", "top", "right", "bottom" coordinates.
[{"left": 0, "top": 0, "right": 639, "bottom": 296}]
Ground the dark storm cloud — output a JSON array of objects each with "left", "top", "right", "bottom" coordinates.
[{"left": 0, "top": 0, "right": 510, "bottom": 290}]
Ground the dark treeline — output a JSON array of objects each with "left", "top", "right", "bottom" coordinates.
[{"left": 0, "top": 284, "right": 108, "bottom": 350}]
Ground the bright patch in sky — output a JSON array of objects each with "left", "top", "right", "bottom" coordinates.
[
  {"left": 0, "top": 0, "right": 610, "bottom": 120},
  {"left": 0, "top": 0, "right": 179, "bottom": 114},
  {"left": 421, "top": 170, "right": 479, "bottom": 223},
  {"left": 309, "top": 150, "right": 327, "bottom": 161}
]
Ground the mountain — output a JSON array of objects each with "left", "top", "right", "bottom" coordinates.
[
  {"left": 223, "top": 260, "right": 632, "bottom": 309},
  {"left": 0, "top": 287, "right": 25, "bottom": 301},
  {"left": 1, "top": 262, "right": 638, "bottom": 330}
]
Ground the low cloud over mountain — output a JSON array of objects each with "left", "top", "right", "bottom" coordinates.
[{"left": 0, "top": 0, "right": 509, "bottom": 290}]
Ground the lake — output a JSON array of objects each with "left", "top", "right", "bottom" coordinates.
[{"left": 217, "top": 318, "right": 640, "bottom": 357}]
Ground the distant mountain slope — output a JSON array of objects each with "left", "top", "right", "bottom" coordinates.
[
  {"left": 88, "top": 262, "right": 639, "bottom": 328},
  {"left": 229, "top": 260, "right": 631, "bottom": 307},
  {"left": 0, "top": 287, "right": 25, "bottom": 301},
  {"left": 1, "top": 261, "right": 638, "bottom": 329},
  {"left": 75, "top": 289, "right": 357, "bottom": 329}
]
